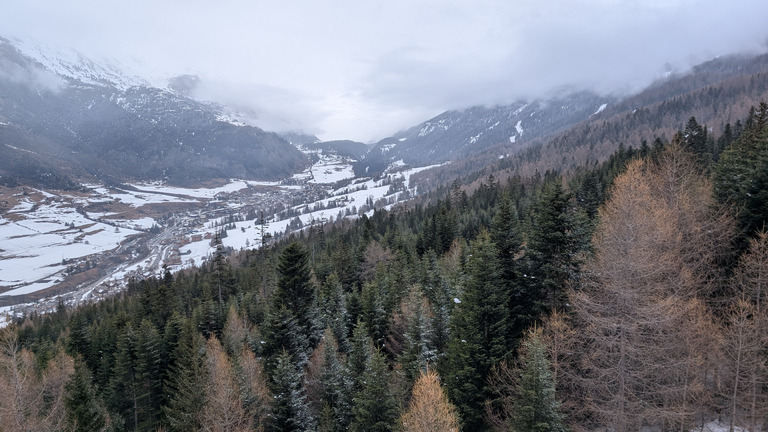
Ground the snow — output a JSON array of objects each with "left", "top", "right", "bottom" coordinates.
[
  {"left": 0, "top": 161, "right": 440, "bottom": 307},
  {"left": 0, "top": 203, "right": 141, "bottom": 295},
  {"left": 308, "top": 161, "right": 356, "bottom": 184},
  {"left": 84, "top": 184, "right": 197, "bottom": 205},
  {"left": 695, "top": 421, "right": 747, "bottom": 432},
  {"left": 509, "top": 135, "right": 516, "bottom": 143},
  {"left": 380, "top": 143, "right": 397, "bottom": 154},
  {"left": 515, "top": 120, "right": 524, "bottom": 136},
  {"left": 594, "top": 103, "right": 608, "bottom": 115},
  {"left": 128, "top": 180, "right": 272, "bottom": 199},
  {"left": 9, "top": 36, "right": 150, "bottom": 91},
  {"left": 388, "top": 160, "right": 407, "bottom": 170}
]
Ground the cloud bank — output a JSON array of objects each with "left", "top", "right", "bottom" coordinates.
[{"left": 1, "top": 0, "right": 767, "bottom": 141}]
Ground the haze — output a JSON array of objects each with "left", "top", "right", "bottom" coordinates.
[{"left": 2, "top": 0, "right": 767, "bottom": 142}]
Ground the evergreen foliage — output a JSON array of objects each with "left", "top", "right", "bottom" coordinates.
[
  {"left": 446, "top": 230, "right": 509, "bottom": 430},
  {"left": 508, "top": 330, "right": 567, "bottom": 432},
  {"left": 714, "top": 102, "right": 768, "bottom": 246},
  {"left": 270, "top": 350, "right": 316, "bottom": 432}
]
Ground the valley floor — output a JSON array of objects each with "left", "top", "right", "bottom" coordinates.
[{"left": 0, "top": 154, "right": 437, "bottom": 324}]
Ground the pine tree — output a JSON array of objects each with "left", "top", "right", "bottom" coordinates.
[
  {"left": 133, "top": 319, "right": 165, "bottom": 430},
  {"left": 308, "top": 329, "right": 353, "bottom": 432},
  {"left": 107, "top": 325, "right": 140, "bottom": 429},
  {"left": 490, "top": 196, "right": 526, "bottom": 343},
  {"left": 319, "top": 273, "right": 350, "bottom": 352},
  {"left": 713, "top": 103, "right": 768, "bottom": 245},
  {"left": 682, "top": 116, "right": 709, "bottom": 160},
  {"left": 347, "top": 320, "right": 374, "bottom": 394},
  {"left": 398, "top": 286, "right": 437, "bottom": 384},
  {"left": 262, "top": 304, "right": 310, "bottom": 373},
  {"left": 524, "top": 179, "right": 581, "bottom": 315}
]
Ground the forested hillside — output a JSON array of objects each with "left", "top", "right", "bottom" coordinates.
[
  {"left": 2, "top": 104, "right": 767, "bottom": 431},
  {"left": 410, "top": 54, "right": 768, "bottom": 193}
]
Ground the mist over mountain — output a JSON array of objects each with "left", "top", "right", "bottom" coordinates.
[
  {"left": 0, "top": 37, "right": 309, "bottom": 188},
  {"left": 2, "top": 34, "right": 768, "bottom": 193}
]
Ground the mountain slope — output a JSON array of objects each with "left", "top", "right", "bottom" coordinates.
[
  {"left": 0, "top": 37, "right": 309, "bottom": 188},
  {"left": 408, "top": 53, "right": 768, "bottom": 192},
  {"left": 356, "top": 91, "right": 614, "bottom": 175}
]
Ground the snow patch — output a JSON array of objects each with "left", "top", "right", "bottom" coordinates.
[{"left": 594, "top": 103, "right": 608, "bottom": 115}]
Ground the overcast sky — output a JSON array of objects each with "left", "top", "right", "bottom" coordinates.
[{"left": 2, "top": 1, "right": 768, "bottom": 142}]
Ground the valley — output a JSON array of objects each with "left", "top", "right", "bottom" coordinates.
[{"left": 0, "top": 150, "right": 436, "bottom": 322}]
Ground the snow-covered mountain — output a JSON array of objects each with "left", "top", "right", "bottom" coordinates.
[
  {"left": 356, "top": 91, "right": 614, "bottom": 175},
  {"left": 8, "top": 35, "right": 153, "bottom": 91},
  {"left": 0, "top": 36, "right": 309, "bottom": 188}
]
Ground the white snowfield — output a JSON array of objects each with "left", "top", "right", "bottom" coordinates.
[{"left": 0, "top": 156, "right": 440, "bottom": 320}]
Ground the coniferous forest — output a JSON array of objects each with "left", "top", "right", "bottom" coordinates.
[{"left": 3, "top": 104, "right": 768, "bottom": 431}]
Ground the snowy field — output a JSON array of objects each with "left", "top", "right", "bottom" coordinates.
[
  {"left": 128, "top": 179, "right": 281, "bottom": 199},
  {"left": 0, "top": 198, "right": 141, "bottom": 296},
  {"left": 0, "top": 158, "right": 438, "bottom": 308}
]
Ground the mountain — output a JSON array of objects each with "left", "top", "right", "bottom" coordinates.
[
  {"left": 356, "top": 91, "right": 614, "bottom": 175},
  {"left": 407, "top": 53, "right": 768, "bottom": 192},
  {"left": 0, "top": 37, "right": 309, "bottom": 188}
]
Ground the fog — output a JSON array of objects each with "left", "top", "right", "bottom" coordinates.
[{"left": 2, "top": 0, "right": 767, "bottom": 142}]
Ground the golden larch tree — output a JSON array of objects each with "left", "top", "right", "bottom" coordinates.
[{"left": 401, "top": 368, "right": 460, "bottom": 432}]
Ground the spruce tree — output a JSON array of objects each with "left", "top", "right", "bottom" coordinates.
[
  {"left": 271, "top": 350, "right": 317, "bottom": 432},
  {"left": 713, "top": 102, "right": 768, "bottom": 245},
  {"left": 162, "top": 320, "right": 207, "bottom": 432},
  {"left": 262, "top": 303, "right": 310, "bottom": 373},
  {"left": 65, "top": 357, "right": 110, "bottom": 432},
  {"left": 351, "top": 348, "right": 399, "bottom": 432},
  {"left": 317, "top": 329, "right": 354, "bottom": 431},
  {"left": 446, "top": 230, "right": 510, "bottom": 430},
  {"left": 319, "top": 273, "right": 350, "bottom": 352},
  {"left": 276, "top": 242, "right": 321, "bottom": 349},
  {"left": 524, "top": 179, "right": 581, "bottom": 315},
  {"left": 509, "top": 330, "right": 567, "bottom": 432}
]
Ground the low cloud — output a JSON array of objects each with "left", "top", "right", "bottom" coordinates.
[{"left": 1, "top": 0, "right": 767, "bottom": 141}]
